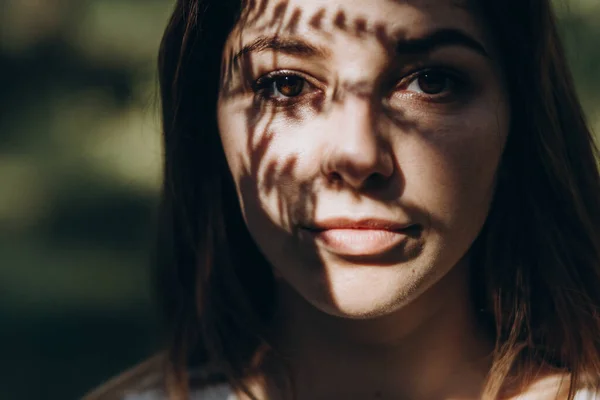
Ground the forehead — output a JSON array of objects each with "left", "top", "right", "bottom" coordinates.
[{"left": 234, "top": 0, "right": 482, "bottom": 45}]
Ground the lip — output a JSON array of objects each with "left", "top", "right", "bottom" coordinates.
[{"left": 302, "top": 218, "right": 419, "bottom": 257}]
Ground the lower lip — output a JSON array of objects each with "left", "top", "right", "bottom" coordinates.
[{"left": 305, "top": 228, "right": 412, "bottom": 257}]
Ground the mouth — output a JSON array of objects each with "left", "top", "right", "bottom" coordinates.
[{"left": 301, "top": 218, "right": 422, "bottom": 258}]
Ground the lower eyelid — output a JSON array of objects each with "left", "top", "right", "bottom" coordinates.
[{"left": 387, "top": 81, "right": 472, "bottom": 107}]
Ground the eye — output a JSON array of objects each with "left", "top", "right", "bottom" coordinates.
[
  {"left": 254, "top": 72, "right": 310, "bottom": 100},
  {"left": 272, "top": 75, "right": 305, "bottom": 97},
  {"left": 386, "top": 66, "right": 471, "bottom": 109},
  {"left": 405, "top": 69, "right": 462, "bottom": 96},
  {"left": 407, "top": 70, "right": 453, "bottom": 95}
]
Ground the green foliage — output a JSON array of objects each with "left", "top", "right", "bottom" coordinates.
[{"left": 0, "top": 1, "right": 172, "bottom": 398}]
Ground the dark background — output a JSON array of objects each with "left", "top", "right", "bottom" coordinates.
[{"left": 1, "top": 1, "right": 598, "bottom": 399}]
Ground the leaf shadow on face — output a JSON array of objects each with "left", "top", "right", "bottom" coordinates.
[{"left": 216, "top": 1, "right": 439, "bottom": 389}]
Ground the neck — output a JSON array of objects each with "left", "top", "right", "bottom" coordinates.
[{"left": 265, "top": 259, "right": 494, "bottom": 400}]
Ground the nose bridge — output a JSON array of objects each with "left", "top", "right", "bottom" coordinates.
[
  {"left": 336, "top": 92, "right": 380, "bottom": 162},
  {"left": 322, "top": 89, "right": 394, "bottom": 189}
]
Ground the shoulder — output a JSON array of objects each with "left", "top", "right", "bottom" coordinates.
[
  {"left": 82, "top": 354, "right": 165, "bottom": 400},
  {"left": 575, "top": 389, "right": 600, "bottom": 400},
  {"left": 507, "top": 374, "right": 600, "bottom": 400},
  {"left": 119, "top": 384, "right": 235, "bottom": 400},
  {"left": 82, "top": 353, "right": 236, "bottom": 400}
]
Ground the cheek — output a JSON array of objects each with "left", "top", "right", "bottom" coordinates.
[
  {"left": 397, "top": 105, "right": 508, "bottom": 228},
  {"left": 218, "top": 104, "right": 245, "bottom": 177},
  {"left": 218, "top": 101, "right": 257, "bottom": 224},
  {"left": 218, "top": 103, "right": 317, "bottom": 226}
]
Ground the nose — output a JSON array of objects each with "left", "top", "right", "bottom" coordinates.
[{"left": 321, "top": 97, "right": 394, "bottom": 190}]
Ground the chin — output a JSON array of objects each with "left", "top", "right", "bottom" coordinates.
[
  {"left": 317, "top": 297, "right": 406, "bottom": 320},
  {"left": 299, "top": 258, "right": 443, "bottom": 320},
  {"left": 254, "top": 218, "right": 473, "bottom": 322}
]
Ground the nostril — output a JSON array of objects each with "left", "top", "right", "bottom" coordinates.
[
  {"left": 361, "top": 171, "right": 392, "bottom": 191},
  {"left": 329, "top": 171, "right": 343, "bottom": 182}
]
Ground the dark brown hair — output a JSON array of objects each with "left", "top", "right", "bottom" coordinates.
[{"left": 155, "top": 0, "right": 600, "bottom": 398}]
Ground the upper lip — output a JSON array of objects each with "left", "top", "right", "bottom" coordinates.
[{"left": 305, "top": 218, "right": 415, "bottom": 231}]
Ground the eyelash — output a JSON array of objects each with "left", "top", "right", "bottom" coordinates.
[
  {"left": 252, "top": 66, "right": 470, "bottom": 105},
  {"left": 253, "top": 70, "right": 318, "bottom": 105},
  {"left": 402, "top": 68, "right": 473, "bottom": 108}
]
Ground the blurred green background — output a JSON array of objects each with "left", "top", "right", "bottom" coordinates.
[{"left": 0, "top": 1, "right": 598, "bottom": 399}]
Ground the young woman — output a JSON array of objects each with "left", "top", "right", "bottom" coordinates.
[{"left": 86, "top": 0, "right": 600, "bottom": 398}]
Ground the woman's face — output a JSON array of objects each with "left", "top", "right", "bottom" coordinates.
[{"left": 217, "top": 0, "right": 508, "bottom": 318}]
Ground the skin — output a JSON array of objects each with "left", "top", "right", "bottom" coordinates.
[{"left": 216, "top": 0, "right": 565, "bottom": 398}]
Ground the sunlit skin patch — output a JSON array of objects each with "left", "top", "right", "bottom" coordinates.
[{"left": 218, "top": 0, "right": 508, "bottom": 319}]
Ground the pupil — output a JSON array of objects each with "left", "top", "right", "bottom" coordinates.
[
  {"left": 276, "top": 76, "right": 304, "bottom": 97},
  {"left": 418, "top": 72, "right": 448, "bottom": 95}
]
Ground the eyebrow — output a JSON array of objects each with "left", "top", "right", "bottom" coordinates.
[
  {"left": 233, "top": 28, "right": 489, "bottom": 64},
  {"left": 233, "top": 36, "right": 331, "bottom": 63},
  {"left": 395, "top": 28, "right": 489, "bottom": 58}
]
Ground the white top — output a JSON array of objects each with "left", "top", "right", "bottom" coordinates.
[
  {"left": 123, "top": 384, "right": 236, "bottom": 400},
  {"left": 123, "top": 385, "right": 600, "bottom": 400},
  {"left": 576, "top": 389, "right": 600, "bottom": 400}
]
